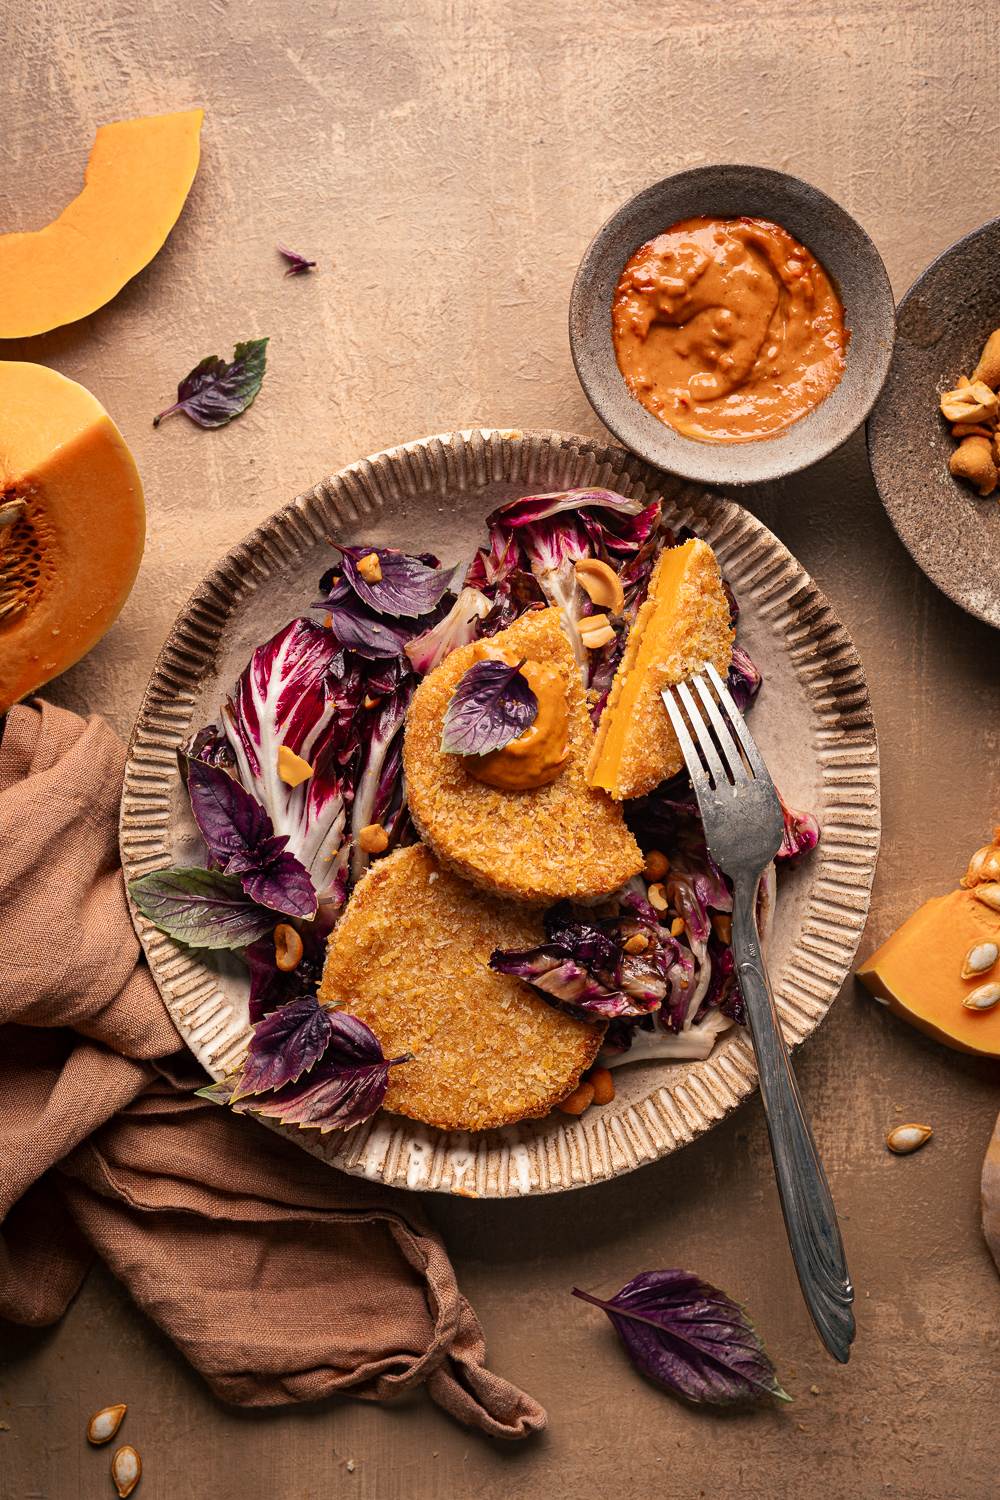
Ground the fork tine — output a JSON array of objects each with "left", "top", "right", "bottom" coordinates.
[
  {"left": 703, "top": 660, "right": 771, "bottom": 784},
  {"left": 691, "top": 672, "right": 750, "bottom": 785},
  {"left": 661, "top": 687, "right": 715, "bottom": 800},
  {"left": 676, "top": 681, "right": 729, "bottom": 789}
]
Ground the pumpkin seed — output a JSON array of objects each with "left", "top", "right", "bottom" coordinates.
[
  {"left": 971, "top": 881, "right": 1000, "bottom": 913},
  {"left": 885, "top": 1123, "right": 933, "bottom": 1155},
  {"left": 86, "top": 1403, "right": 126, "bottom": 1445},
  {"left": 962, "top": 981, "right": 1000, "bottom": 1011},
  {"left": 111, "top": 1444, "right": 141, "bottom": 1497},
  {"left": 961, "top": 941, "right": 999, "bottom": 978}
]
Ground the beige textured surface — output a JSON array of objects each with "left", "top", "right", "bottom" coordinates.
[{"left": 2, "top": 2, "right": 999, "bottom": 1498}]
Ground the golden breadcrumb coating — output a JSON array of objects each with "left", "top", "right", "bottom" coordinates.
[
  {"left": 402, "top": 606, "right": 643, "bottom": 904},
  {"left": 587, "top": 538, "right": 734, "bottom": 800},
  {"left": 319, "top": 844, "right": 604, "bottom": 1131}
]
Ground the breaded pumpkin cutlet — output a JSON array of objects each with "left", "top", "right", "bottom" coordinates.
[
  {"left": 319, "top": 844, "right": 604, "bottom": 1131},
  {"left": 403, "top": 607, "right": 643, "bottom": 904},
  {"left": 588, "top": 538, "right": 734, "bottom": 801}
]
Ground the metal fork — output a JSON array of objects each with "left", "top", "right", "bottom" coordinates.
[{"left": 662, "top": 662, "right": 855, "bottom": 1363}]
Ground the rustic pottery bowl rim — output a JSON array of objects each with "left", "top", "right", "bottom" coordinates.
[
  {"left": 866, "top": 212, "right": 1000, "bottom": 630},
  {"left": 569, "top": 163, "right": 896, "bottom": 487},
  {"left": 121, "top": 427, "right": 881, "bottom": 1199}
]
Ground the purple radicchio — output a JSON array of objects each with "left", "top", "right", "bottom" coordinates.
[
  {"left": 572, "top": 1271, "right": 789, "bottom": 1406},
  {"left": 200, "top": 1002, "right": 410, "bottom": 1133},
  {"left": 490, "top": 901, "right": 685, "bottom": 1021},
  {"left": 467, "top": 489, "right": 664, "bottom": 676},
  {"left": 405, "top": 586, "right": 491, "bottom": 674},
  {"left": 216, "top": 617, "right": 359, "bottom": 910},
  {"left": 777, "top": 790, "right": 821, "bottom": 862},
  {"left": 726, "top": 642, "right": 763, "bottom": 713}
]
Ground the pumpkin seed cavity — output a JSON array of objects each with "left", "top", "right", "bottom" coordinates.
[{"left": 0, "top": 490, "right": 54, "bottom": 627}]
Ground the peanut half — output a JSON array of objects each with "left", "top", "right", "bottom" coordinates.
[{"left": 574, "top": 558, "right": 625, "bottom": 613}]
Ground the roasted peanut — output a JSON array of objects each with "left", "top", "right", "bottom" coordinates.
[
  {"left": 557, "top": 1081, "right": 595, "bottom": 1116},
  {"left": 949, "top": 435, "right": 997, "bottom": 497},
  {"left": 575, "top": 558, "right": 625, "bottom": 613},
  {"left": 358, "top": 822, "right": 389, "bottom": 854},
  {"left": 589, "top": 1067, "right": 616, "bottom": 1105},
  {"left": 647, "top": 881, "right": 669, "bottom": 912},
  {"left": 274, "top": 923, "right": 304, "bottom": 972},
  {"left": 357, "top": 552, "right": 382, "bottom": 583},
  {"left": 972, "top": 327, "right": 1000, "bottom": 389},
  {"left": 644, "top": 849, "right": 670, "bottom": 881}
]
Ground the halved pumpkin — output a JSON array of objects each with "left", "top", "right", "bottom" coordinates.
[
  {"left": 0, "top": 362, "right": 145, "bottom": 710},
  {"left": 0, "top": 109, "right": 203, "bottom": 338}
]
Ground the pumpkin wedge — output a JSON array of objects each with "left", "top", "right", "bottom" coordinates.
[
  {"left": 0, "top": 362, "right": 145, "bottom": 710},
  {"left": 857, "top": 830, "right": 1000, "bottom": 1058},
  {"left": 0, "top": 109, "right": 203, "bottom": 338}
]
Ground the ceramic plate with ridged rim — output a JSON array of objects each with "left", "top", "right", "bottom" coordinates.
[{"left": 121, "top": 429, "right": 879, "bottom": 1198}]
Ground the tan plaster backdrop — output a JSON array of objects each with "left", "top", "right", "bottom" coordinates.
[{"left": 2, "top": 2, "right": 999, "bottom": 1498}]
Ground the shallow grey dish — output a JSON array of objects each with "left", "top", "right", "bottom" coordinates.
[
  {"left": 867, "top": 216, "right": 1000, "bottom": 629},
  {"left": 570, "top": 165, "right": 895, "bottom": 487}
]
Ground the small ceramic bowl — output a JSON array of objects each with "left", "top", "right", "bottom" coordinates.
[
  {"left": 570, "top": 164, "right": 895, "bottom": 486},
  {"left": 867, "top": 216, "right": 1000, "bottom": 629}
]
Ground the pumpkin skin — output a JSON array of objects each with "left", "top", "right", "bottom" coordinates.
[
  {"left": 0, "top": 362, "right": 145, "bottom": 710},
  {"left": 0, "top": 109, "right": 203, "bottom": 338}
]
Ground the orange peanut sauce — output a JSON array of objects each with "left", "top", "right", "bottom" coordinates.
[
  {"left": 612, "top": 216, "right": 848, "bottom": 444},
  {"left": 462, "top": 642, "right": 569, "bottom": 791}
]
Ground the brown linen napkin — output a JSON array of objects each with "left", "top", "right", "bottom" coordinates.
[{"left": 0, "top": 700, "right": 545, "bottom": 1439}]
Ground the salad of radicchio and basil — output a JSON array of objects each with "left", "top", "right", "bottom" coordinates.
[{"left": 130, "top": 489, "right": 818, "bottom": 1134}]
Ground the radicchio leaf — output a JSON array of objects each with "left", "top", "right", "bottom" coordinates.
[
  {"left": 153, "top": 339, "right": 269, "bottom": 428},
  {"left": 185, "top": 757, "right": 317, "bottom": 918},
  {"left": 336, "top": 544, "right": 453, "bottom": 619},
  {"left": 405, "top": 586, "right": 491, "bottom": 674},
  {"left": 231, "top": 995, "right": 333, "bottom": 1100},
  {"left": 491, "top": 903, "right": 667, "bottom": 1021},
  {"left": 727, "top": 643, "right": 763, "bottom": 712},
  {"left": 572, "top": 1271, "right": 790, "bottom": 1406},
  {"left": 777, "top": 791, "right": 821, "bottom": 862},
  {"left": 128, "top": 868, "right": 276, "bottom": 949},
  {"left": 277, "top": 244, "right": 317, "bottom": 276},
  {"left": 440, "top": 658, "right": 538, "bottom": 756}
]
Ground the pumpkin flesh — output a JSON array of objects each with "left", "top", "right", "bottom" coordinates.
[
  {"left": 0, "top": 109, "right": 203, "bottom": 338},
  {"left": 0, "top": 362, "right": 145, "bottom": 710}
]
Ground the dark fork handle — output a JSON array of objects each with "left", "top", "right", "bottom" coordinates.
[{"left": 731, "top": 874, "right": 855, "bottom": 1362}]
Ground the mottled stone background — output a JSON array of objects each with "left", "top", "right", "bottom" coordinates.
[{"left": 2, "top": 2, "right": 998, "bottom": 1496}]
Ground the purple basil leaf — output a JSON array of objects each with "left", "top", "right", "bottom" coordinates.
[
  {"left": 777, "top": 790, "right": 821, "bottom": 862},
  {"left": 231, "top": 994, "right": 333, "bottom": 1100},
  {"left": 186, "top": 758, "right": 317, "bottom": 918},
  {"left": 238, "top": 1012, "right": 409, "bottom": 1132},
  {"left": 186, "top": 756, "right": 276, "bottom": 862},
  {"left": 153, "top": 339, "right": 268, "bottom": 428},
  {"left": 234, "top": 845, "right": 319, "bottom": 919},
  {"left": 128, "top": 867, "right": 276, "bottom": 949},
  {"left": 440, "top": 658, "right": 538, "bottom": 755},
  {"left": 327, "top": 597, "right": 411, "bottom": 658},
  {"left": 572, "top": 1271, "right": 790, "bottom": 1406},
  {"left": 277, "top": 244, "right": 317, "bottom": 276},
  {"left": 335, "top": 544, "right": 453, "bottom": 619}
]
